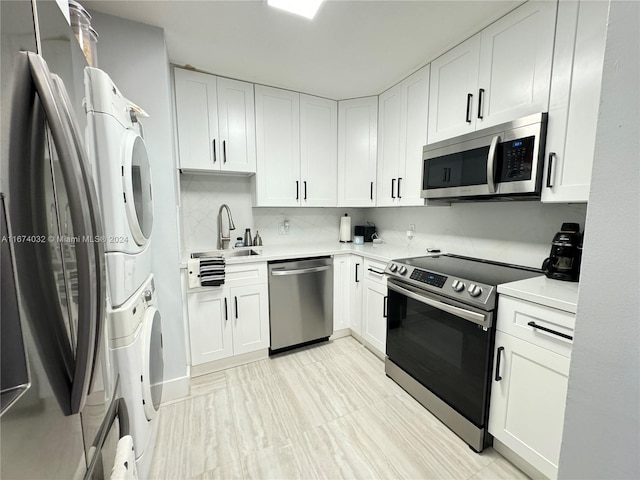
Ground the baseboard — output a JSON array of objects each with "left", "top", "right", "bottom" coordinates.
[
  {"left": 350, "top": 331, "right": 385, "bottom": 360},
  {"left": 330, "top": 329, "right": 351, "bottom": 340},
  {"left": 160, "top": 373, "right": 190, "bottom": 405},
  {"left": 493, "top": 438, "right": 547, "bottom": 479},
  {"left": 190, "top": 349, "right": 269, "bottom": 377}
]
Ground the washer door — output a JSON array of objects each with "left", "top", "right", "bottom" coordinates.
[
  {"left": 141, "top": 306, "right": 163, "bottom": 420},
  {"left": 121, "top": 131, "right": 153, "bottom": 246}
]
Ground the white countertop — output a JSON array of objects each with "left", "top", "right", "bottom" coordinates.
[{"left": 498, "top": 276, "right": 579, "bottom": 314}]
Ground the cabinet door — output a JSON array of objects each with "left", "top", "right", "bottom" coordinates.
[
  {"left": 174, "top": 68, "right": 219, "bottom": 171},
  {"left": 428, "top": 34, "right": 480, "bottom": 144},
  {"left": 337, "top": 97, "right": 378, "bottom": 207},
  {"left": 399, "top": 65, "right": 429, "bottom": 206},
  {"left": 350, "top": 256, "right": 364, "bottom": 335},
  {"left": 255, "top": 85, "right": 301, "bottom": 206},
  {"left": 542, "top": 0, "right": 608, "bottom": 203},
  {"left": 489, "top": 332, "right": 570, "bottom": 480},
  {"left": 477, "top": 1, "right": 557, "bottom": 129},
  {"left": 300, "top": 94, "right": 338, "bottom": 206},
  {"left": 376, "top": 84, "right": 403, "bottom": 206},
  {"left": 362, "top": 278, "right": 387, "bottom": 355},
  {"left": 230, "top": 284, "right": 270, "bottom": 356},
  {"left": 332, "top": 255, "right": 351, "bottom": 332},
  {"left": 217, "top": 77, "right": 256, "bottom": 173},
  {"left": 187, "top": 289, "right": 232, "bottom": 365}
]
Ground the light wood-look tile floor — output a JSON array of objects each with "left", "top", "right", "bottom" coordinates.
[{"left": 150, "top": 337, "right": 528, "bottom": 480}]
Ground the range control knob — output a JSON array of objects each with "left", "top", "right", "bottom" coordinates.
[
  {"left": 468, "top": 284, "right": 483, "bottom": 297},
  {"left": 388, "top": 263, "right": 398, "bottom": 273},
  {"left": 398, "top": 266, "right": 408, "bottom": 275},
  {"left": 451, "top": 280, "right": 466, "bottom": 292}
]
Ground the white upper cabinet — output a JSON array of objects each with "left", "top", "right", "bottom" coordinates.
[
  {"left": 338, "top": 97, "right": 378, "bottom": 207},
  {"left": 255, "top": 85, "right": 301, "bottom": 206},
  {"left": 174, "top": 68, "right": 256, "bottom": 173},
  {"left": 428, "top": 1, "right": 557, "bottom": 144},
  {"left": 377, "top": 65, "right": 430, "bottom": 206},
  {"left": 542, "top": 0, "right": 609, "bottom": 203},
  {"left": 300, "top": 94, "right": 338, "bottom": 206}
]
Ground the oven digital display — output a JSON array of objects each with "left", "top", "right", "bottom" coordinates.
[{"left": 410, "top": 269, "right": 447, "bottom": 288}]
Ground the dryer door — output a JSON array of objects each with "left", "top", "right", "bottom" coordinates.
[
  {"left": 141, "top": 306, "right": 163, "bottom": 420},
  {"left": 122, "top": 131, "right": 153, "bottom": 246}
]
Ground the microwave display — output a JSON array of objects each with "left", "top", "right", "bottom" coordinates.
[{"left": 497, "top": 136, "right": 535, "bottom": 183}]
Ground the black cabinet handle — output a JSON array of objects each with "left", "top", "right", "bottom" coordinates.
[
  {"left": 391, "top": 178, "right": 396, "bottom": 199},
  {"left": 304, "top": 181, "right": 307, "bottom": 200},
  {"left": 370, "top": 181, "right": 373, "bottom": 201},
  {"left": 224, "top": 297, "right": 228, "bottom": 321},
  {"left": 477, "top": 88, "right": 485, "bottom": 119},
  {"left": 223, "top": 140, "right": 227, "bottom": 163},
  {"left": 355, "top": 263, "right": 360, "bottom": 283},
  {"left": 234, "top": 296, "right": 238, "bottom": 319},
  {"left": 383, "top": 296, "right": 388, "bottom": 318},
  {"left": 546, "top": 152, "right": 556, "bottom": 188},
  {"left": 212, "top": 139, "right": 216, "bottom": 163},
  {"left": 527, "top": 321, "right": 573, "bottom": 340},
  {"left": 495, "top": 346, "right": 504, "bottom": 381},
  {"left": 397, "top": 178, "right": 402, "bottom": 199},
  {"left": 296, "top": 181, "right": 299, "bottom": 200},
  {"left": 368, "top": 267, "right": 384, "bottom": 275},
  {"left": 466, "top": 93, "right": 473, "bottom": 123}
]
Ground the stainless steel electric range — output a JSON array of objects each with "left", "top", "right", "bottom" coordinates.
[{"left": 383, "top": 253, "right": 542, "bottom": 452}]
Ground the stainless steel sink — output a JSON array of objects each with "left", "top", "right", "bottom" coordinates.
[{"left": 191, "top": 249, "right": 260, "bottom": 259}]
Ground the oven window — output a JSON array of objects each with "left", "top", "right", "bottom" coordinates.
[{"left": 387, "top": 288, "right": 493, "bottom": 427}]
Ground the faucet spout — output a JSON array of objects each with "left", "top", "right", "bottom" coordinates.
[{"left": 218, "top": 204, "right": 236, "bottom": 250}]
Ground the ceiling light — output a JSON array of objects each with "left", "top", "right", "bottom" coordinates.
[{"left": 267, "top": 0, "right": 324, "bottom": 19}]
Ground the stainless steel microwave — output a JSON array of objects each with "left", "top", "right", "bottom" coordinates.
[{"left": 421, "top": 113, "right": 548, "bottom": 201}]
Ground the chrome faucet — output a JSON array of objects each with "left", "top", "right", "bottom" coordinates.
[{"left": 217, "top": 204, "right": 236, "bottom": 250}]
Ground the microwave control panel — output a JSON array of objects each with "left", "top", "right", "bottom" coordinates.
[{"left": 500, "top": 136, "right": 535, "bottom": 182}]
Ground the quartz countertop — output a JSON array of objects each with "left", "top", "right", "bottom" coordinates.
[{"left": 497, "top": 276, "right": 579, "bottom": 314}]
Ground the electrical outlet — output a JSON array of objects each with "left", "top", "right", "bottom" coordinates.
[
  {"left": 278, "top": 220, "right": 290, "bottom": 235},
  {"left": 409, "top": 224, "right": 415, "bottom": 232},
  {"left": 407, "top": 224, "right": 415, "bottom": 239}
]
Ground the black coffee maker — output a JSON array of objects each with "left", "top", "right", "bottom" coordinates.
[{"left": 542, "top": 223, "right": 583, "bottom": 282}]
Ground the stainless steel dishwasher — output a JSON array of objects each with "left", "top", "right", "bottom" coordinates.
[{"left": 268, "top": 256, "right": 333, "bottom": 353}]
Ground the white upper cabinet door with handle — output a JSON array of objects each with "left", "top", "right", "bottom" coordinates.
[
  {"left": 542, "top": 0, "right": 609, "bottom": 203},
  {"left": 255, "top": 85, "right": 301, "bottom": 207},
  {"left": 428, "top": 33, "right": 481, "bottom": 144},
  {"left": 300, "top": 94, "right": 338, "bottom": 206},
  {"left": 174, "top": 68, "right": 219, "bottom": 171},
  {"left": 338, "top": 97, "right": 378, "bottom": 207},
  {"left": 216, "top": 77, "right": 256, "bottom": 173},
  {"left": 377, "top": 84, "right": 404, "bottom": 206},
  {"left": 476, "top": 1, "right": 557, "bottom": 129}
]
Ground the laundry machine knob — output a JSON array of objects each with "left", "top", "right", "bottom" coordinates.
[{"left": 143, "top": 289, "right": 152, "bottom": 302}]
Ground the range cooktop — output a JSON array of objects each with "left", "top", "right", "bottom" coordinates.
[{"left": 384, "top": 253, "right": 542, "bottom": 310}]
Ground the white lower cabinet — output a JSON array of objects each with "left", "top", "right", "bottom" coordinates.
[
  {"left": 332, "top": 255, "right": 351, "bottom": 333},
  {"left": 187, "top": 263, "right": 269, "bottom": 366},
  {"left": 350, "top": 256, "right": 364, "bottom": 335},
  {"left": 361, "top": 259, "right": 388, "bottom": 355}
]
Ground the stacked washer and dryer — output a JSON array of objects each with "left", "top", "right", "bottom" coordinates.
[{"left": 84, "top": 67, "right": 164, "bottom": 479}]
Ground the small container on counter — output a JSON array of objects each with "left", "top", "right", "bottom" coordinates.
[
  {"left": 253, "top": 231, "right": 263, "bottom": 246},
  {"left": 235, "top": 237, "right": 244, "bottom": 247},
  {"left": 69, "top": 0, "right": 99, "bottom": 67},
  {"left": 243, "top": 228, "right": 253, "bottom": 247},
  {"left": 353, "top": 235, "right": 364, "bottom": 245}
]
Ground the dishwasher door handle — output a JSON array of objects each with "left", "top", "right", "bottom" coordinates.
[{"left": 271, "top": 265, "right": 331, "bottom": 276}]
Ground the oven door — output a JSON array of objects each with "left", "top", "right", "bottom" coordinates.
[{"left": 386, "top": 280, "right": 494, "bottom": 428}]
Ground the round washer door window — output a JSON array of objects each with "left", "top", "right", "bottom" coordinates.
[
  {"left": 142, "top": 307, "right": 163, "bottom": 420},
  {"left": 122, "top": 131, "right": 153, "bottom": 246}
]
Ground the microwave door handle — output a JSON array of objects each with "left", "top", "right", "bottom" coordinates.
[
  {"left": 487, "top": 135, "right": 500, "bottom": 194},
  {"left": 387, "top": 281, "right": 489, "bottom": 327}
]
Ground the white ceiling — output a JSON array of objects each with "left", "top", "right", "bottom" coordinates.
[{"left": 84, "top": 0, "right": 523, "bottom": 100}]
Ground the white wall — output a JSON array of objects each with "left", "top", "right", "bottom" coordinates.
[
  {"left": 366, "top": 202, "right": 587, "bottom": 268},
  {"left": 558, "top": 2, "right": 640, "bottom": 478},
  {"left": 90, "top": 12, "right": 188, "bottom": 388}
]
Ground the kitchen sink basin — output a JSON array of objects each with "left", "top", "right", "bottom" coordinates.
[{"left": 191, "top": 249, "right": 260, "bottom": 259}]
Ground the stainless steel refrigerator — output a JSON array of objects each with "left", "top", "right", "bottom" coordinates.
[{"left": 1, "top": 1, "right": 127, "bottom": 478}]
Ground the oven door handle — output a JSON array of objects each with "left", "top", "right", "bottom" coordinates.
[{"left": 387, "top": 282, "right": 489, "bottom": 327}]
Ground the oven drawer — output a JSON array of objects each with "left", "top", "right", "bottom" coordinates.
[
  {"left": 497, "top": 295, "right": 575, "bottom": 358},
  {"left": 363, "top": 258, "right": 387, "bottom": 284}
]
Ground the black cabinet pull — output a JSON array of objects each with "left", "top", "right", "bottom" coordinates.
[
  {"left": 212, "top": 139, "right": 216, "bottom": 163},
  {"left": 296, "top": 181, "right": 299, "bottom": 200},
  {"left": 495, "top": 346, "right": 504, "bottom": 381},
  {"left": 224, "top": 297, "right": 228, "bottom": 321},
  {"left": 397, "top": 178, "right": 402, "bottom": 199},
  {"left": 391, "top": 178, "right": 396, "bottom": 199},
  {"left": 223, "top": 140, "right": 227, "bottom": 163},
  {"left": 466, "top": 93, "right": 473, "bottom": 123},
  {"left": 304, "top": 181, "right": 307, "bottom": 200},
  {"left": 234, "top": 296, "right": 238, "bottom": 319},
  {"left": 383, "top": 296, "right": 388, "bottom": 318},
  {"left": 527, "top": 321, "right": 573, "bottom": 340},
  {"left": 477, "top": 88, "right": 485, "bottom": 119},
  {"left": 370, "top": 181, "right": 373, "bottom": 201},
  {"left": 546, "top": 152, "right": 556, "bottom": 188},
  {"left": 367, "top": 267, "right": 384, "bottom": 275},
  {"left": 355, "top": 263, "right": 360, "bottom": 283}
]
